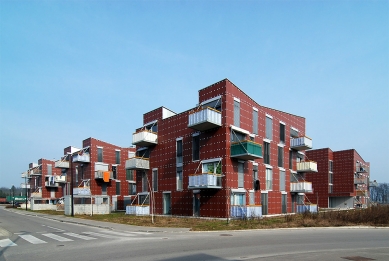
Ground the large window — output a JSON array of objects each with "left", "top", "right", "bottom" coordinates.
[
  {"left": 142, "top": 172, "right": 148, "bottom": 192},
  {"left": 126, "top": 169, "right": 134, "bottom": 181},
  {"left": 266, "top": 168, "right": 272, "bottom": 190},
  {"left": 202, "top": 161, "right": 222, "bottom": 174},
  {"left": 231, "top": 193, "right": 245, "bottom": 206},
  {"left": 234, "top": 99, "right": 240, "bottom": 127},
  {"left": 238, "top": 162, "right": 244, "bottom": 188},
  {"left": 176, "top": 139, "right": 183, "bottom": 164},
  {"left": 116, "top": 181, "right": 121, "bottom": 195},
  {"left": 329, "top": 160, "right": 333, "bottom": 172},
  {"left": 231, "top": 130, "right": 246, "bottom": 142},
  {"left": 289, "top": 150, "right": 293, "bottom": 170},
  {"left": 176, "top": 167, "right": 183, "bottom": 190},
  {"left": 115, "top": 150, "right": 120, "bottom": 164},
  {"left": 192, "top": 135, "right": 200, "bottom": 161},
  {"left": 278, "top": 146, "right": 284, "bottom": 168},
  {"left": 279, "top": 170, "right": 285, "bottom": 191},
  {"left": 280, "top": 123, "right": 285, "bottom": 144},
  {"left": 152, "top": 169, "right": 158, "bottom": 192},
  {"left": 112, "top": 166, "right": 117, "bottom": 180},
  {"left": 263, "top": 142, "right": 270, "bottom": 165},
  {"left": 47, "top": 164, "right": 52, "bottom": 175},
  {"left": 265, "top": 116, "right": 273, "bottom": 140},
  {"left": 128, "top": 183, "right": 136, "bottom": 195},
  {"left": 97, "top": 147, "right": 103, "bottom": 162},
  {"left": 138, "top": 194, "right": 149, "bottom": 205},
  {"left": 252, "top": 109, "right": 258, "bottom": 135}
]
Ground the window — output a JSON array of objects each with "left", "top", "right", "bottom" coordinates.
[
  {"left": 238, "top": 162, "right": 244, "bottom": 188},
  {"left": 289, "top": 150, "right": 293, "bottom": 169},
  {"left": 202, "top": 97, "right": 222, "bottom": 112},
  {"left": 202, "top": 161, "right": 222, "bottom": 174},
  {"left": 146, "top": 123, "right": 158, "bottom": 132},
  {"left": 249, "top": 191, "right": 255, "bottom": 205},
  {"left": 266, "top": 168, "right": 272, "bottom": 190},
  {"left": 152, "top": 169, "right": 158, "bottom": 192},
  {"left": 115, "top": 151, "right": 120, "bottom": 164},
  {"left": 252, "top": 109, "right": 258, "bottom": 135},
  {"left": 253, "top": 165, "right": 259, "bottom": 190},
  {"left": 261, "top": 193, "right": 268, "bottom": 215},
  {"left": 279, "top": 170, "right": 285, "bottom": 191},
  {"left": 102, "top": 183, "right": 107, "bottom": 195},
  {"left": 128, "top": 183, "right": 136, "bottom": 195},
  {"left": 280, "top": 123, "right": 285, "bottom": 144},
  {"left": 329, "top": 184, "right": 333, "bottom": 194},
  {"left": 138, "top": 194, "right": 149, "bottom": 205},
  {"left": 97, "top": 147, "right": 103, "bottom": 162},
  {"left": 263, "top": 142, "right": 270, "bottom": 165},
  {"left": 112, "top": 166, "right": 117, "bottom": 180},
  {"left": 192, "top": 135, "right": 200, "bottom": 161},
  {"left": 231, "top": 130, "right": 246, "bottom": 142},
  {"left": 116, "top": 181, "right": 121, "bottom": 195},
  {"left": 142, "top": 172, "right": 148, "bottom": 192},
  {"left": 176, "top": 139, "right": 183, "bottom": 164},
  {"left": 137, "top": 149, "right": 150, "bottom": 158},
  {"left": 231, "top": 193, "right": 245, "bottom": 206},
  {"left": 47, "top": 164, "right": 52, "bottom": 176},
  {"left": 126, "top": 169, "right": 134, "bottom": 181},
  {"left": 329, "top": 160, "right": 333, "bottom": 172},
  {"left": 278, "top": 146, "right": 284, "bottom": 168},
  {"left": 176, "top": 167, "right": 183, "bottom": 190},
  {"left": 329, "top": 172, "right": 333, "bottom": 184},
  {"left": 80, "top": 165, "right": 84, "bottom": 180},
  {"left": 265, "top": 116, "right": 273, "bottom": 140},
  {"left": 290, "top": 127, "right": 299, "bottom": 138},
  {"left": 234, "top": 99, "right": 240, "bottom": 127},
  {"left": 75, "top": 166, "right": 78, "bottom": 184}
]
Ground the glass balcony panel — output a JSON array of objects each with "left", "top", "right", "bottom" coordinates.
[{"left": 231, "top": 140, "right": 262, "bottom": 160}]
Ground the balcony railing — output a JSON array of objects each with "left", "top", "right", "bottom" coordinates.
[
  {"left": 296, "top": 204, "right": 318, "bottom": 213},
  {"left": 95, "top": 170, "right": 113, "bottom": 182},
  {"left": 188, "top": 107, "right": 222, "bottom": 131},
  {"left": 125, "top": 157, "right": 150, "bottom": 170},
  {"left": 290, "top": 181, "right": 313, "bottom": 193},
  {"left": 45, "top": 181, "right": 59, "bottom": 188},
  {"left": 29, "top": 169, "right": 42, "bottom": 176},
  {"left": 126, "top": 205, "right": 150, "bottom": 216},
  {"left": 55, "top": 176, "right": 67, "bottom": 183},
  {"left": 72, "top": 153, "right": 90, "bottom": 163},
  {"left": 132, "top": 130, "right": 158, "bottom": 147},
  {"left": 31, "top": 192, "right": 42, "bottom": 198},
  {"left": 230, "top": 205, "right": 262, "bottom": 218},
  {"left": 297, "top": 161, "right": 318, "bottom": 172},
  {"left": 354, "top": 177, "right": 367, "bottom": 185},
  {"left": 73, "top": 187, "right": 91, "bottom": 195},
  {"left": 188, "top": 174, "right": 222, "bottom": 189},
  {"left": 356, "top": 164, "right": 369, "bottom": 173},
  {"left": 230, "top": 140, "right": 262, "bottom": 160},
  {"left": 290, "top": 136, "right": 312, "bottom": 150},
  {"left": 55, "top": 160, "right": 69, "bottom": 168}
]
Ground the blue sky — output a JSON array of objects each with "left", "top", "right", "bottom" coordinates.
[{"left": 1, "top": 0, "right": 388, "bottom": 188}]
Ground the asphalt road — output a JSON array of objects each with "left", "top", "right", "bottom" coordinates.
[{"left": 1, "top": 206, "right": 388, "bottom": 261}]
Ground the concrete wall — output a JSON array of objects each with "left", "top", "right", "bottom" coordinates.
[
  {"left": 64, "top": 195, "right": 110, "bottom": 215},
  {"left": 329, "top": 197, "right": 354, "bottom": 209}
]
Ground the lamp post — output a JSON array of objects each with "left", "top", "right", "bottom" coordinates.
[
  {"left": 25, "top": 173, "right": 28, "bottom": 210},
  {"left": 68, "top": 153, "right": 74, "bottom": 217},
  {"left": 12, "top": 184, "right": 14, "bottom": 207}
]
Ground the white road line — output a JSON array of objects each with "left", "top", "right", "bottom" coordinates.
[
  {"left": 0, "top": 239, "right": 17, "bottom": 247},
  {"left": 95, "top": 230, "right": 138, "bottom": 237},
  {"left": 82, "top": 232, "right": 121, "bottom": 239},
  {"left": 63, "top": 233, "right": 97, "bottom": 240},
  {"left": 42, "top": 233, "right": 73, "bottom": 242},
  {"left": 45, "top": 226, "right": 65, "bottom": 232},
  {"left": 19, "top": 235, "right": 47, "bottom": 244}
]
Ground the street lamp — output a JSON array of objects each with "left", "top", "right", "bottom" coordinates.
[
  {"left": 25, "top": 173, "right": 28, "bottom": 210},
  {"left": 68, "top": 152, "right": 74, "bottom": 217},
  {"left": 12, "top": 184, "right": 14, "bottom": 208}
]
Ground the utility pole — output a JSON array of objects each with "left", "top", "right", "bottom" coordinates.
[
  {"left": 69, "top": 153, "right": 74, "bottom": 217},
  {"left": 25, "top": 173, "right": 28, "bottom": 210}
]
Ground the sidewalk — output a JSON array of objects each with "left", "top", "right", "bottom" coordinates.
[{"left": 6, "top": 208, "right": 191, "bottom": 233}]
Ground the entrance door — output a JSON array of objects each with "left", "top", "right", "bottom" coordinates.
[
  {"left": 193, "top": 193, "right": 200, "bottom": 217},
  {"left": 163, "top": 193, "right": 171, "bottom": 215}
]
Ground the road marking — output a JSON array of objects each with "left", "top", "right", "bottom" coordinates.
[
  {"left": 42, "top": 233, "right": 73, "bottom": 242},
  {"left": 95, "top": 230, "right": 137, "bottom": 237},
  {"left": 0, "top": 239, "right": 17, "bottom": 247},
  {"left": 63, "top": 233, "right": 96, "bottom": 240},
  {"left": 82, "top": 232, "right": 120, "bottom": 239},
  {"left": 19, "top": 235, "right": 47, "bottom": 244},
  {"left": 45, "top": 226, "right": 65, "bottom": 232}
]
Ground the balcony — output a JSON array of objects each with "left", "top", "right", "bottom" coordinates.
[
  {"left": 72, "top": 153, "right": 90, "bottom": 163},
  {"left": 356, "top": 164, "right": 369, "bottom": 173},
  {"left": 290, "top": 136, "right": 312, "bottom": 150},
  {"left": 73, "top": 187, "right": 91, "bottom": 195},
  {"left": 29, "top": 169, "right": 42, "bottom": 176},
  {"left": 188, "top": 107, "right": 222, "bottom": 131},
  {"left": 55, "top": 160, "right": 69, "bottom": 168},
  {"left": 290, "top": 181, "right": 312, "bottom": 193},
  {"left": 55, "top": 176, "right": 67, "bottom": 183},
  {"left": 125, "top": 157, "right": 150, "bottom": 170},
  {"left": 188, "top": 174, "right": 222, "bottom": 189},
  {"left": 296, "top": 204, "right": 318, "bottom": 213},
  {"left": 95, "top": 170, "right": 113, "bottom": 182},
  {"left": 230, "top": 205, "right": 262, "bottom": 218},
  {"left": 45, "top": 181, "right": 59, "bottom": 188},
  {"left": 132, "top": 130, "right": 158, "bottom": 147},
  {"left": 231, "top": 140, "right": 262, "bottom": 160},
  {"left": 126, "top": 205, "right": 150, "bottom": 216},
  {"left": 297, "top": 161, "right": 318, "bottom": 172},
  {"left": 20, "top": 183, "right": 30, "bottom": 189}
]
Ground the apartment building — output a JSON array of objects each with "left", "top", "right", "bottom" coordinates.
[
  {"left": 55, "top": 137, "right": 136, "bottom": 211},
  {"left": 24, "top": 158, "right": 64, "bottom": 202},
  {"left": 305, "top": 148, "right": 370, "bottom": 209},
  {"left": 126, "top": 79, "right": 317, "bottom": 218}
]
